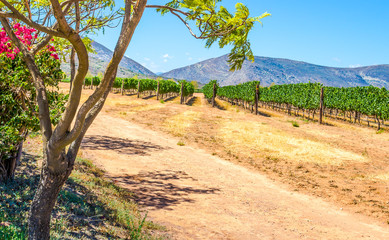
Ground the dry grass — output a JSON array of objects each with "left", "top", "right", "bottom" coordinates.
[
  {"left": 257, "top": 107, "right": 284, "bottom": 118},
  {"left": 369, "top": 173, "right": 389, "bottom": 181},
  {"left": 163, "top": 110, "right": 202, "bottom": 136},
  {"left": 106, "top": 98, "right": 145, "bottom": 107},
  {"left": 218, "top": 119, "right": 367, "bottom": 165},
  {"left": 302, "top": 127, "right": 342, "bottom": 139},
  {"left": 189, "top": 96, "right": 203, "bottom": 107},
  {"left": 130, "top": 103, "right": 166, "bottom": 112},
  {"left": 214, "top": 99, "right": 233, "bottom": 111}
]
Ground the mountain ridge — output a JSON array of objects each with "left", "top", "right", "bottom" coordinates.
[
  {"left": 61, "top": 41, "right": 156, "bottom": 78},
  {"left": 162, "top": 54, "right": 389, "bottom": 88},
  {"left": 62, "top": 40, "right": 388, "bottom": 89}
]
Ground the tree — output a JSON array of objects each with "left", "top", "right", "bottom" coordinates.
[
  {"left": 0, "top": 1, "right": 269, "bottom": 239},
  {"left": 191, "top": 80, "right": 199, "bottom": 90}
]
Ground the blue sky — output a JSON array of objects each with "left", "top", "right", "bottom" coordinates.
[{"left": 92, "top": 0, "right": 389, "bottom": 73}]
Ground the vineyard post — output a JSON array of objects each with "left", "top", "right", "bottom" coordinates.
[
  {"left": 376, "top": 116, "right": 381, "bottom": 130},
  {"left": 212, "top": 83, "right": 216, "bottom": 107},
  {"left": 255, "top": 84, "right": 259, "bottom": 115},
  {"left": 319, "top": 87, "right": 324, "bottom": 124},
  {"left": 180, "top": 82, "right": 184, "bottom": 104},
  {"left": 156, "top": 81, "right": 160, "bottom": 100},
  {"left": 121, "top": 78, "right": 124, "bottom": 95},
  {"left": 137, "top": 80, "right": 141, "bottom": 98}
]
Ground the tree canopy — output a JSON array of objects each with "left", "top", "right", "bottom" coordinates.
[{"left": 151, "top": 0, "right": 270, "bottom": 70}]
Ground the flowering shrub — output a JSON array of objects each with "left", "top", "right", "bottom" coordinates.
[
  {"left": 0, "top": 23, "right": 67, "bottom": 181},
  {"left": 0, "top": 23, "right": 59, "bottom": 60}
]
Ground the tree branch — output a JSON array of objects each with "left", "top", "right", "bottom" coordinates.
[
  {"left": 31, "top": 34, "right": 52, "bottom": 55},
  {"left": 58, "top": 0, "right": 148, "bottom": 149},
  {"left": 0, "top": 16, "right": 53, "bottom": 147},
  {"left": 49, "top": 0, "right": 73, "bottom": 36},
  {"left": 146, "top": 5, "right": 190, "bottom": 16},
  {"left": 24, "top": 0, "right": 32, "bottom": 20},
  {"left": 146, "top": 4, "right": 248, "bottom": 40},
  {"left": 0, "top": 11, "right": 16, "bottom": 18},
  {"left": 66, "top": 71, "right": 115, "bottom": 164},
  {"left": 0, "top": 0, "right": 65, "bottom": 37}
]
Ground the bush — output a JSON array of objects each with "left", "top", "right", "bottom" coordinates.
[{"left": 0, "top": 25, "right": 66, "bottom": 182}]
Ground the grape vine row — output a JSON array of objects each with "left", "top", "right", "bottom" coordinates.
[
  {"left": 83, "top": 77, "right": 194, "bottom": 100},
  {"left": 203, "top": 81, "right": 389, "bottom": 126}
]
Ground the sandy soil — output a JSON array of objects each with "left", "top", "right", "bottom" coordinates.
[
  {"left": 81, "top": 112, "right": 389, "bottom": 239},
  {"left": 100, "top": 91, "right": 389, "bottom": 223}
]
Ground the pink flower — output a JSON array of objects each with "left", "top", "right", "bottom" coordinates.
[
  {"left": 51, "top": 53, "right": 59, "bottom": 60},
  {"left": 6, "top": 53, "right": 15, "bottom": 60},
  {"left": 48, "top": 45, "right": 56, "bottom": 52},
  {"left": 0, "top": 24, "right": 54, "bottom": 60}
]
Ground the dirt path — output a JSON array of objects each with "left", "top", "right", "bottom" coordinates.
[{"left": 81, "top": 112, "right": 389, "bottom": 240}]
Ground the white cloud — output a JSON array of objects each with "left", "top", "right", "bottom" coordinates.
[
  {"left": 163, "top": 53, "right": 172, "bottom": 59},
  {"left": 162, "top": 53, "right": 173, "bottom": 63},
  {"left": 185, "top": 52, "right": 190, "bottom": 56},
  {"left": 144, "top": 57, "right": 151, "bottom": 61},
  {"left": 349, "top": 64, "right": 362, "bottom": 68},
  {"left": 188, "top": 57, "right": 193, "bottom": 61},
  {"left": 142, "top": 61, "right": 159, "bottom": 71},
  {"left": 332, "top": 57, "right": 341, "bottom": 63}
]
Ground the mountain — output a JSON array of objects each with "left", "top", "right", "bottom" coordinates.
[
  {"left": 161, "top": 55, "right": 389, "bottom": 88},
  {"left": 61, "top": 41, "right": 155, "bottom": 78}
]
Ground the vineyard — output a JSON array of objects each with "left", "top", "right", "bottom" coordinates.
[
  {"left": 203, "top": 81, "right": 389, "bottom": 129},
  {"left": 84, "top": 77, "right": 195, "bottom": 103}
]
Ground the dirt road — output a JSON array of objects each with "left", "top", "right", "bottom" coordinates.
[{"left": 81, "top": 112, "right": 389, "bottom": 240}]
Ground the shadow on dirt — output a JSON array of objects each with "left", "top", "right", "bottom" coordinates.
[
  {"left": 112, "top": 170, "right": 220, "bottom": 210},
  {"left": 163, "top": 95, "right": 179, "bottom": 102},
  {"left": 256, "top": 110, "right": 271, "bottom": 117},
  {"left": 205, "top": 98, "right": 227, "bottom": 111},
  {"left": 81, "top": 135, "right": 169, "bottom": 156},
  {"left": 142, "top": 95, "right": 155, "bottom": 100},
  {"left": 186, "top": 96, "right": 198, "bottom": 106}
]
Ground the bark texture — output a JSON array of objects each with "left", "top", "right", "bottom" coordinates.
[{"left": 0, "top": 142, "right": 23, "bottom": 182}]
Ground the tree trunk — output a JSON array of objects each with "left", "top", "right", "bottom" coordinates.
[
  {"left": 212, "top": 83, "right": 216, "bottom": 107},
  {"left": 69, "top": 47, "right": 76, "bottom": 92},
  {"left": 180, "top": 82, "right": 184, "bottom": 104},
  {"left": 376, "top": 116, "right": 381, "bottom": 130},
  {"left": 319, "top": 87, "right": 324, "bottom": 124},
  {"left": 0, "top": 140, "right": 24, "bottom": 182},
  {"left": 156, "top": 81, "right": 160, "bottom": 100},
  {"left": 121, "top": 78, "right": 124, "bottom": 95},
  {"left": 28, "top": 160, "right": 71, "bottom": 240},
  {"left": 137, "top": 80, "right": 140, "bottom": 98},
  {"left": 255, "top": 84, "right": 259, "bottom": 115}
]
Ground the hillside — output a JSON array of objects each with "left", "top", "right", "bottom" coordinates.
[
  {"left": 61, "top": 41, "right": 156, "bottom": 78},
  {"left": 162, "top": 55, "right": 389, "bottom": 88}
]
